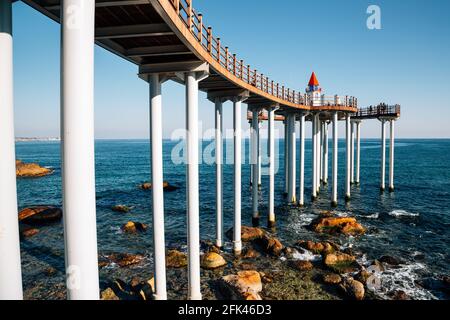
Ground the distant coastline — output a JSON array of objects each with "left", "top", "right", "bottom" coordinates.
[{"left": 15, "top": 137, "right": 60, "bottom": 142}]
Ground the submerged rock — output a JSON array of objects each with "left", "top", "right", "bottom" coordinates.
[
  {"left": 201, "top": 252, "right": 227, "bottom": 269},
  {"left": 221, "top": 270, "right": 263, "bottom": 300},
  {"left": 340, "top": 278, "right": 365, "bottom": 300},
  {"left": 323, "top": 273, "right": 342, "bottom": 285},
  {"left": 226, "top": 226, "right": 265, "bottom": 242},
  {"left": 388, "top": 290, "right": 410, "bottom": 300},
  {"left": 166, "top": 249, "right": 188, "bottom": 268},
  {"left": 16, "top": 160, "right": 53, "bottom": 178},
  {"left": 18, "top": 206, "right": 62, "bottom": 225},
  {"left": 379, "top": 255, "right": 403, "bottom": 266},
  {"left": 121, "top": 221, "right": 148, "bottom": 234},
  {"left": 99, "top": 253, "right": 145, "bottom": 268},
  {"left": 324, "top": 252, "right": 359, "bottom": 273},
  {"left": 112, "top": 205, "right": 132, "bottom": 213},
  {"left": 310, "top": 217, "right": 365, "bottom": 236},
  {"left": 140, "top": 181, "right": 179, "bottom": 192},
  {"left": 20, "top": 227, "right": 39, "bottom": 239}
]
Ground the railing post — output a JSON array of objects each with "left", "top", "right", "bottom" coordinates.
[
  {"left": 233, "top": 54, "right": 237, "bottom": 75},
  {"left": 173, "top": 0, "right": 180, "bottom": 14},
  {"left": 271, "top": 80, "right": 274, "bottom": 95},
  {"left": 282, "top": 86, "right": 285, "bottom": 100},
  {"left": 247, "top": 65, "right": 250, "bottom": 83},
  {"left": 240, "top": 60, "right": 243, "bottom": 79},
  {"left": 216, "top": 38, "right": 221, "bottom": 63},
  {"left": 207, "top": 27, "right": 212, "bottom": 53},
  {"left": 261, "top": 74, "right": 264, "bottom": 91},
  {"left": 225, "top": 47, "right": 229, "bottom": 70},
  {"left": 197, "top": 13, "right": 203, "bottom": 42},
  {"left": 187, "top": 0, "right": 193, "bottom": 32}
]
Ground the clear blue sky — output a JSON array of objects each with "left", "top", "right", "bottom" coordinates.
[{"left": 11, "top": 0, "right": 450, "bottom": 139}]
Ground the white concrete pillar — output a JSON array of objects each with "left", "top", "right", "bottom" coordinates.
[
  {"left": 268, "top": 107, "right": 276, "bottom": 227},
  {"left": 345, "top": 114, "right": 351, "bottom": 201},
  {"left": 284, "top": 119, "right": 288, "bottom": 195},
  {"left": 149, "top": 74, "right": 167, "bottom": 300},
  {"left": 61, "top": 0, "right": 99, "bottom": 300},
  {"left": 298, "top": 113, "right": 305, "bottom": 206},
  {"left": 0, "top": 0, "right": 23, "bottom": 300},
  {"left": 251, "top": 109, "right": 259, "bottom": 226},
  {"left": 324, "top": 121, "right": 329, "bottom": 185},
  {"left": 389, "top": 120, "right": 395, "bottom": 192},
  {"left": 215, "top": 98, "right": 223, "bottom": 248},
  {"left": 311, "top": 114, "right": 317, "bottom": 200},
  {"left": 331, "top": 112, "right": 338, "bottom": 206},
  {"left": 351, "top": 122, "right": 355, "bottom": 184},
  {"left": 258, "top": 121, "right": 262, "bottom": 188},
  {"left": 287, "top": 113, "right": 296, "bottom": 203},
  {"left": 320, "top": 121, "right": 324, "bottom": 183},
  {"left": 356, "top": 121, "right": 361, "bottom": 185},
  {"left": 316, "top": 115, "right": 321, "bottom": 194},
  {"left": 380, "top": 119, "right": 386, "bottom": 191},
  {"left": 233, "top": 99, "right": 242, "bottom": 255},
  {"left": 185, "top": 72, "right": 201, "bottom": 300}
]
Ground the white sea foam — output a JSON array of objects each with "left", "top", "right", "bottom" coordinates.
[
  {"left": 364, "top": 213, "right": 380, "bottom": 219},
  {"left": 368, "top": 262, "right": 437, "bottom": 300},
  {"left": 291, "top": 248, "right": 322, "bottom": 262},
  {"left": 388, "top": 210, "right": 420, "bottom": 217}
]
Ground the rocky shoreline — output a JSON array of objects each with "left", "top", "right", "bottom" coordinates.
[
  {"left": 19, "top": 200, "right": 447, "bottom": 301},
  {"left": 16, "top": 170, "right": 447, "bottom": 300}
]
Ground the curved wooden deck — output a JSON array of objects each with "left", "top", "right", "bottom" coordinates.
[{"left": 23, "top": 0, "right": 358, "bottom": 114}]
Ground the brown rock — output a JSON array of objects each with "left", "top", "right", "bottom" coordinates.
[
  {"left": 166, "top": 250, "right": 187, "bottom": 268},
  {"left": 201, "top": 252, "right": 227, "bottom": 269},
  {"left": 18, "top": 206, "right": 62, "bottom": 225},
  {"left": 257, "top": 235, "right": 284, "bottom": 256},
  {"left": 291, "top": 260, "right": 313, "bottom": 271},
  {"left": 101, "top": 288, "right": 119, "bottom": 300},
  {"left": 242, "top": 248, "right": 260, "bottom": 259},
  {"left": 16, "top": 160, "right": 53, "bottom": 178},
  {"left": 311, "top": 217, "right": 365, "bottom": 236},
  {"left": 324, "top": 252, "right": 359, "bottom": 273},
  {"left": 21, "top": 227, "right": 39, "bottom": 239},
  {"left": 379, "top": 255, "right": 402, "bottom": 266},
  {"left": 221, "top": 270, "right": 262, "bottom": 300},
  {"left": 140, "top": 181, "right": 179, "bottom": 192},
  {"left": 340, "top": 278, "right": 365, "bottom": 300},
  {"left": 99, "top": 253, "right": 145, "bottom": 268},
  {"left": 323, "top": 273, "right": 342, "bottom": 284},
  {"left": 226, "top": 226, "right": 265, "bottom": 242},
  {"left": 388, "top": 290, "right": 410, "bottom": 300},
  {"left": 121, "top": 221, "right": 148, "bottom": 234},
  {"left": 297, "top": 240, "right": 337, "bottom": 254},
  {"left": 112, "top": 205, "right": 132, "bottom": 213}
]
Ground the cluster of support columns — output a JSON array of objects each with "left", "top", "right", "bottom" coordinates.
[{"left": 379, "top": 118, "right": 396, "bottom": 192}]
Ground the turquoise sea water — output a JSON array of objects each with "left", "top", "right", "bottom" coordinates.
[{"left": 16, "top": 139, "right": 450, "bottom": 300}]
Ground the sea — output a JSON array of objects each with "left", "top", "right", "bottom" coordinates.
[{"left": 15, "top": 139, "right": 450, "bottom": 300}]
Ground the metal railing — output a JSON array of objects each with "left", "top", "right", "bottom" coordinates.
[
  {"left": 355, "top": 104, "right": 401, "bottom": 118},
  {"left": 168, "top": 0, "right": 358, "bottom": 108}
]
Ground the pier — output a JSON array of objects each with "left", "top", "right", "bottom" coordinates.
[{"left": 0, "top": 0, "right": 400, "bottom": 300}]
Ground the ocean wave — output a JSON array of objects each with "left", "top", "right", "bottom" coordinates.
[
  {"left": 369, "top": 262, "right": 437, "bottom": 300},
  {"left": 388, "top": 210, "right": 420, "bottom": 217},
  {"left": 291, "top": 248, "right": 322, "bottom": 262},
  {"left": 358, "top": 213, "right": 379, "bottom": 219}
]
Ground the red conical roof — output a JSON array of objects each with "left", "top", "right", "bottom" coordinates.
[{"left": 308, "top": 72, "right": 319, "bottom": 86}]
